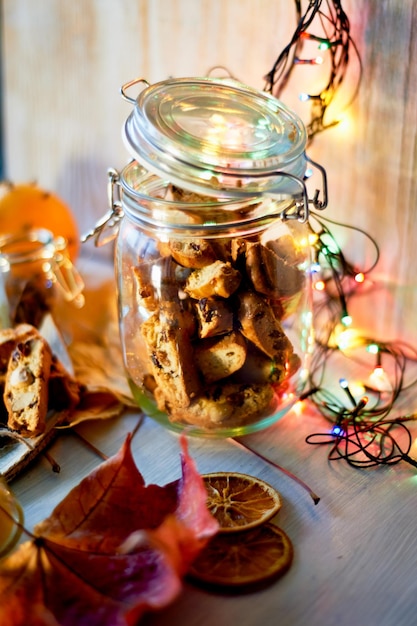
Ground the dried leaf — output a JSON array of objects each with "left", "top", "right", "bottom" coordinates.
[
  {"left": 58, "top": 338, "right": 135, "bottom": 425},
  {"left": 59, "top": 390, "right": 134, "bottom": 428},
  {"left": 0, "top": 435, "right": 218, "bottom": 625},
  {"left": 61, "top": 339, "right": 137, "bottom": 427},
  {"left": 54, "top": 272, "right": 136, "bottom": 426},
  {"left": 69, "top": 341, "right": 135, "bottom": 404}
]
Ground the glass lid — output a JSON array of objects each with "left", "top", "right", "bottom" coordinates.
[{"left": 122, "top": 77, "right": 307, "bottom": 196}]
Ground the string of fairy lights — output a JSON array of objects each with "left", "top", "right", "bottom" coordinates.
[
  {"left": 303, "top": 212, "right": 417, "bottom": 469},
  {"left": 264, "top": 0, "right": 362, "bottom": 142},
  {"left": 264, "top": 0, "right": 417, "bottom": 469}
]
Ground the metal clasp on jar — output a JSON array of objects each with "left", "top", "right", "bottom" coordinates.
[
  {"left": 47, "top": 235, "right": 85, "bottom": 307},
  {"left": 81, "top": 168, "right": 124, "bottom": 246},
  {"left": 266, "top": 155, "right": 328, "bottom": 223}
]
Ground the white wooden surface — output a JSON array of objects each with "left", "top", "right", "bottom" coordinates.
[
  {"left": 2, "top": 6, "right": 417, "bottom": 622},
  {"left": 2, "top": 254, "right": 416, "bottom": 626},
  {"left": 12, "top": 392, "right": 417, "bottom": 626}
]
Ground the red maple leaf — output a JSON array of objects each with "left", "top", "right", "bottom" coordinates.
[{"left": 0, "top": 434, "right": 218, "bottom": 625}]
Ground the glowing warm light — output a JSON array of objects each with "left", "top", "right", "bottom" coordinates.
[
  {"left": 300, "top": 234, "right": 318, "bottom": 248},
  {"left": 207, "top": 113, "right": 249, "bottom": 147},
  {"left": 291, "top": 401, "right": 304, "bottom": 416},
  {"left": 355, "top": 272, "right": 365, "bottom": 283},
  {"left": 337, "top": 328, "right": 353, "bottom": 349},
  {"left": 367, "top": 366, "right": 392, "bottom": 393},
  {"left": 329, "top": 326, "right": 363, "bottom": 350},
  {"left": 350, "top": 381, "right": 366, "bottom": 397},
  {"left": 211, "top": 114, "right": 225, "bottom": 124},
  {"left": 335, "top": 112, "right": 355, "bottom": 135},
  {"left": 315, "top": 280, "right": 326, "bottom": 291}
]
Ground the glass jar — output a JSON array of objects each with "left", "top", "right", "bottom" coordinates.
[
  {"left": 87, "top": 77, "right": 327, "bottom": 437},
  {"left": 0, "top": 228, "right": 85, "bottom": 330},
  {"left": 0, "top": 477, "right": 23, "bottom": 558}
]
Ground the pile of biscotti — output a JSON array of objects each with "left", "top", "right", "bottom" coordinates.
[
  {"left": 133, "top": 188, "right": 306, "bottom": 430},
  {"left": 0, "top": 324, "right": 80, "bottom": 438}
]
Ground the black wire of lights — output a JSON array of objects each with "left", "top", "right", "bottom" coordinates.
[
  {"left": 301, "top": 212, "right": 417, "bottom": 469},
  {"left": 264, "top": 0, "right": 362, "bottom": 141},
  {"left": 261, "top": 1, "right": 417, "bottom": 470}
]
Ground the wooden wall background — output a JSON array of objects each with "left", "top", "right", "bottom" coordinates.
[{"left": 2, "top": 0, "right": 417, "bottom": 343}]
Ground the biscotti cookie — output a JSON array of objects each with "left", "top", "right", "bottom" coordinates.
[
  {"left": 246, "top": 241, "right": 305, "bottom": 299},
  {"left": 194, "top": 330, "right": 247, "bottom": 383},
  {"left": 0, "top": 325, "right": 41, "bottom": 426},
  {"left": 141, "top": 312, "right": 201, "bottom": 410},
  {"left": 185, "top": 261, "right": 241, "bottom": 299},
  {"left": 194, "top": 297, "right": 234, "bottom": 338},
  {"left": 168, "top": 382, "right": 275, "bottom": 430},
  {"left": 132, "top": 266, "right": 158, "bottom": 313},
  {"left": 164, "top": 184, "right": 213, "bottom": 204},
  {"left": 168, "top": 239, "right": 218, "bottom": 269},
  {"left": 4, "top": 327, "right": 53, "bottom": 437},
  {"left": 0, "top": 324, "right": 34, "bottom": 372},
  {"left": 231, "top": 343, "right": 286, "bottom": 386},
  {"left": 266, "top": 233, "right": 305, "bottom": 266},
  {"left": 237, "top": 290, "right": 294, "bottom": 366}
]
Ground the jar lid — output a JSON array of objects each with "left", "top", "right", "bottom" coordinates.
[{"left": 121, "top": 77, "right": 307, "bottom": 197}]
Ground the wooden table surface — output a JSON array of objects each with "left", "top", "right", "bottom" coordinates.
[
  {"left": 11, "top": 389, "right": 417, "bottom": 626},
  {"left": 2, "top": 3, "right": 417, "bottom": 622},
  {"left": 1, "top": 258, "right": 415, "bottom": 626}
]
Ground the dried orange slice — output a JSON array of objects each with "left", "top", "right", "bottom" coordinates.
[
  {"left": 202, "top": 472, "right": 282, "bottom": 533},
  {"left": 188, "top": 523, "right": 293, "bottom": 588}
]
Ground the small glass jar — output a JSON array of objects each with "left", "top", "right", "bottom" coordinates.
[
  {"left": 87, "top": 77, "right": 327, "bottom": 437},
  {"left": 0, "top": 228, "right": 84, "bottom": 330},
  {"left": 0, "top": 477, "right": 23, "bottom": 558}
]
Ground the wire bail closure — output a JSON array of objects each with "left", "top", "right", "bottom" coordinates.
[
  {"left": 259, "top": 154, "right": 327, "bottom": 223},
  {"left": 83, "top": 154, "right": 328, "bottom": 246},
  {"left": 81, "top": 168, "right": 124, "bottom": 246}
]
